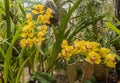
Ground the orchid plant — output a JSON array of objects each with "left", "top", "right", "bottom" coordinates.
[{"left": 59, "top": 40, "right": 117, "bottom": 68}]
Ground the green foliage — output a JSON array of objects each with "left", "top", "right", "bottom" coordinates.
[
  {"left": 106, "top": 16, "right": 120, "bottom": 36},
  {"left": 51, "top": 0, "right": 83, "bottom": 60},
  {"left": 106, "top": 15, "right": 120, "bottom": 60},
  {"left": 4, "top": 0, "right": 11, "bottom": 39},
  {"left": 29, "top": 71, "right": 56, "bottom": 83},
  {"left": 83, "top": 76, "right": 96, "bottom": 83},
  {"left": 18, "top": 3, "right": 26, "bottom": 17},
  {"left": 0, "top": 2, "right": 4, "bottom": 15},
  {"left": 50, "top": 0, "right": 106, "bottom": 66}
]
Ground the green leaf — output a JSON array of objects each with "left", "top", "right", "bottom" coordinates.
[
  {"left": 15, "top": 48, "right": 36, "bottom": 83},
  {"left": 0, "top": 2, "right": 5, "bottom": 14},
  {"left": 106, "top": 22, "right": 120, "bottom": 36},
  {"left": 35, "top": 45, "right": 45, "bottom": 56},
  {"left": 11, "top": 13, "right": 22, "bottom": 24},
  {"left": 4, "top": 24, "right": 23, "bottom": 83},
  {"left": 83, "top": 80, "right": 92, "bottom": 83},
  {"left": 52, "top": 0, "right": 83, "bottom": 63},
  {"left": 29, "top": 72, "right": 56, "bottom": 83},
  {"left": 83, "top": 75, "right": 96, "bottom": 83},
  {"left": 0, "top": 47, "right": 6, "bottom": 60},
  {"left": 18, "top": 2, "right": 26, "bottom": 17},
  {"left": 57, "top": 0, "right": 82, "bottom": 36},
  {"left": 68, "top": 14, "right": 105, "bottom": 41},
  {"left": 77, "top": 66, "right": 83, "bottom": 80},
  {"left": 116, "top": 55, "right": 120, "bottom": 61},
  {"left": 4, "top": 0, "right": 11, "bottom": 38},
  {"left": 52, "top": 25, "right": 58, "bottom": 40}
]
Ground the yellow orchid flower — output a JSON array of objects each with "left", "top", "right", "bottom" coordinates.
[
  {"left": 73, "top": 41, "right": 83, "bottom": 54},
  {"left": 26, "top": 13, "right": 32, "bottom": 22},
  {"left": 37, "top": 32, "right": 45, "bottom": 38},
  {"left": 39, "top": 25, "right": 48, "bottom": 33},
  {"left": 60, "top": 46, "right": 73, "bottom": 61},
  {"left": 25, "top": 38, "right": 33, "bottom": 47},
  {"left": 20, "top": 39, "right": 27, "bottom": 47},
  {"left": 45, "top": 8, "right": 53, "bottom": 18},
  {"left": 90, "top": 42, "right": 100, "bottom": 52},
  {"left": 21, "top": 32, "right": 28, "bottom": 38},
  {"left": 32, "top": 4, "right": 44, "bottom": 14},
  {"left": 99, "top": 47, "right": 110, "bottom": 57},
  {"left": 104, "top": 54, "right": 116, "bottom": 67},
  {"left": 61, "top": 40, "right": 68, "bottom": 48},
  {"left": 85, "top": 52, "right": 101, "bottom": 64}
]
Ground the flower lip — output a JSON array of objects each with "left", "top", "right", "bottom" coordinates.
[{"left": 90, "top": 56, "right": 96, "bottom": 61}]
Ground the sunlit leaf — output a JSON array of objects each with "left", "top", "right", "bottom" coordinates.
[{"left": 106, "top": 22, "right": 120, "bottom": 36}]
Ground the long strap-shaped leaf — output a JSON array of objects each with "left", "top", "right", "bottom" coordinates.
[
  {"left": 3, "top": 25, "right": 22, "bottom": 83},
  {"left": 67, "top": 14, "right": 106, "bottom": 41},
  {"left": 106, "top": 16, "right": 120, "bottom": 36},
  {"left": 106, "top": 22, "right": 120, "bottom": 36},
  {"left": 57, "top": 0, "right": 82, "bottom": 40},
  {"left": 15, "top": 49, "right": 36, "bottom": 83},
  {"left": 18, "top": 2, "right": 26, "bottom": 17},
  {"left": 4, "top": 0, "right": 11, "bottom": 38},
  {"left": 51, "top": 0, "right": 82, "bottom": 63}
]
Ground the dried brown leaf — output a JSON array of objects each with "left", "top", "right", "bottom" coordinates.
[
  {"left": 81, "top": 61, "right": 94, "bottom": 81},
  {"left": 66, "top": 61, "right": 82, "bottom": 83}
]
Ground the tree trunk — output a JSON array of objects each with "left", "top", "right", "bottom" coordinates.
[{"left": 116, "top": 0, "right": 120, "bottom": 29}]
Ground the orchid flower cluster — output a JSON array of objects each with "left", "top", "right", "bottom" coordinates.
[
  {"left": 58, "top": 40, "right": 117, "bottom": 68},
  {"left": 20, "top": 4, "right": 52, "bottom": 48}
]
